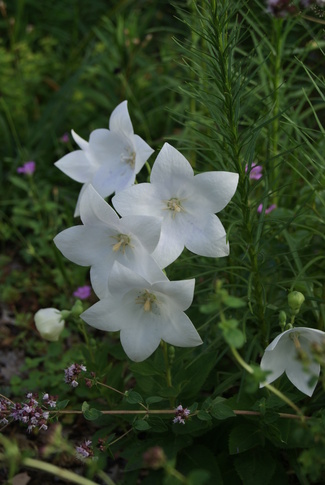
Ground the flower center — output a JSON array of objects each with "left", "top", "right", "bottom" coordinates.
[
  {"left": 120, "top": 149, "right": 136, "bottom": 168},
  {"left": 290, "top": 332, "right": 301, "bottom": 350},
  {"left": 164, "top": 197, "right": 184, "bottom": 217},
  {"left": 110, "top": 233, "right": 131, "bottom": 253},
  {"left": 135, "top": 290, "right": 157, "bottom": 313}
]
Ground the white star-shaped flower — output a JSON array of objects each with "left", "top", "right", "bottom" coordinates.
[
  {"left": 81, "top": 262, "right": 202, "bottom": 362},
  {"left": 55, "top": 100, "right": 154, "bottom": 216},
  {"left": 112, "top": 143, "right": 239, "bottom": 268},
  {"left": 53, "top": 185, "right": 164, "bottom": 299},
  {"left": 260, "top": 327, "right": 325, "bottom": 396}
]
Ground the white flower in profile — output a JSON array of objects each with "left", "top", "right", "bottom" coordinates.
[
  {"left": 54, "top": 185, "right": 164, "bottom": 299},
  {"left": 55, "top": 100, "right": 154, "bottom": 216},
  {"left": 260, "top": 327, "right": 325, "bottom": 396},
  {"left": 112, "top": 143, "right": 239, "bottom": 268},
  {"left": 81, "top": 262, "right": 202, "bottom": 362}
]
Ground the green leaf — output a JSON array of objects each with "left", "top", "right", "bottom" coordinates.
[
  {"left": 210, "top": 401, "right": 235, "bottom": 420},
  {"left": 175, "top": 351, "right": 217, "bottom": 400},
  {"left": 9, "top": 176, "right": 29, "bottom": 191},
  {"left": 187, "top": 470, "right": 211, "bottom": 485},
  {"left": 125, "top": 390, "right": 143, "bottom": 404},
  {"left": 197, "top": 410, "right": 212, "bottom": 421},
  {"left": 146, "top": 396, "right": 165, "bottom": 405},
  {"left": 199, "top": 301, "right": 219, "bottom": 314},
  {"left": 229, "top": 424, "right": 264, "bottom": 455},
  {"left": 219, "top": 319, "right": 245, "bottom": 348},
  {"left": 56, "top": 399, "right": 69, "bottom": 410},
  {"left": 133, "top": 419, "right": 151, "bottom": 431},
  {"left": 234, "top": 448, "right": 277, "bottom": 485},
  {"left": 223, "top": 296, "right": 246, "bottom": 309},
  {"left": 82, "top": 401, "right": 102, "bottom": 421}
]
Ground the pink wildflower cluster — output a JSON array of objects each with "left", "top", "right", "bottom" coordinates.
[
  {"left": 1, "top": 392, "right": 57, "bottom": 433},
  {"left": 76, "top": 439, "right": 93, "bottom": 459},
  {"left": 173, "top": 404, "right": 190, "bottom": 425},
  {"left": 64, "top": 363, "right": 87, "bottom": 387},
  {"left": 17, "top": 161, "right": 36, "bottom": 175}
]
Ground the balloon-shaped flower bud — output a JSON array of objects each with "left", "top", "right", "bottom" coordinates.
[
  {"left": 288, "top": 291, "right": 305, "bottom": 315},
  {"left": 34, "top": 308, "right": 65, "bottom": 342}
]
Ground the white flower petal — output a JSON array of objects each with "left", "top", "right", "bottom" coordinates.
[
  {"left": 108, "top": 262, "right": 153, "bottom": 297},
  {"left": 89, "top": 129, "right": 130, "bottom": 169},
  {"left": 80, "top": 184, "right": 120, "bottom": 227},
  {"left": 55, "top": 151, "right": 96, "bottom": 183},
  {"left": 184, "top": 213, "right": 229, "bottom": 258},
  {"left": 120, "top": 215, "right": 162, "bottom": 253},
  {"left": 109, "top": 100, "right": 134, "bottom": 137},
  {"left": 74, "top": 183, "right": 88, "bottom": 217},
  {"left": 160, "top": 311, "right": 202, "bottom": 348},
  {"left": 133, "top": 134, "right": 154, "bottom": 173},
  {"left": 191, "top": 172, "right": 239, "bottom": 213},
  {"left": 260, "top": 337, "right": 294, "bottom": 386},
  {"left": 113, "top": 183, "right": 162, "bottom": 217},
  {"left": 81, "top": 298, "right": 123, "bottom": 332},
  {"left": 150, "top": 143, "right": 193, "bottom": 191},
  {"left": 120, "top": 315, "right": 162, "bottom": 362},
  {"left": 54, "top": 226, "right": 109, "bottom": 266},
  {"left": 152, "top": 279, "right": 195, "bottom": 311},
  {"left": 151, "top": 218, "right": 185, "bottom": 268},
  {"left": 286, "top": 353, "right": 320, "bottom": 397},
  {"left": 71, "top": 130, "right": 89, "bottom": 151}
]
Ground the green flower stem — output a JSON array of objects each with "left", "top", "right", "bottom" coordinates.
[
  {"left": 231, "top": 346, "right": 304, "bottom": 418},
  {"left": 165, "top": 464, "right": 187, "bottom": 484},
  {"left": 96, "top": 381, "right": 148, "bottom": 411},
  {"left": 96, "top": 381, "right": 125, "bottom": 397},
  {"left": 50, "top": 408, "right": 306, "bottom": 419},
  {"left": 22, "top": 457, "right": 113, "bottom": 485},
  {"left": 162, "top": 341, "right": 173, "bottom": 388},
  {"left": 78, "top": 320, "right": 95, "bottom": 363}
]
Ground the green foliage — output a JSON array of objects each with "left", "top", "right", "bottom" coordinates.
[{"left": 2, "top": 0, "right": 325, "bottom": 483}]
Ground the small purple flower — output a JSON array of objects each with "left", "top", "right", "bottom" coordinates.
[
  {"left": 173, "top": 404, "right": 190, "bottom": 425},
  {"left": 73, "top": 285, "right": 92, "bottom": 300},
  {"left": 257, "top": 203, "right": 277, "bottom": 215},
  {"left": 76, "top": 440, "right": 93, "bottom": 459},
  {"left": 245, "top": 163, "right": 263, "bottom": 180},
  {"left": 64, "top": 363, "right": 87, "bottom": 387},
  {"left": 17, "top": 161, "right": 36, "bottom": 175},
  {"left": 60, "top": 132, "right": 70, "bottom": 143}
]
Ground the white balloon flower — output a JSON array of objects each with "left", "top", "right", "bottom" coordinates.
[
  {"left": 112, "top": 143, "right": 239, "bottom": 268},
  {"left": 34, "top": 308, "right": 65, "bottom": 342},
  {"left": 55, "top": 100, "right": 154, "bottom": 216},
  {"left": 81, "top": 262, "right": 202, "bottom": 362},
  {"left": 53, "top": 185, "right": 164, "bottom": 299},
  {"left": 260, "top": 327, "right": 325, "bottom": 396}
]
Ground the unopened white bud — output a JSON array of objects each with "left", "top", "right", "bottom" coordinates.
[{"left": 34, "top": 308, "right": 65, "bottom": 342}]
